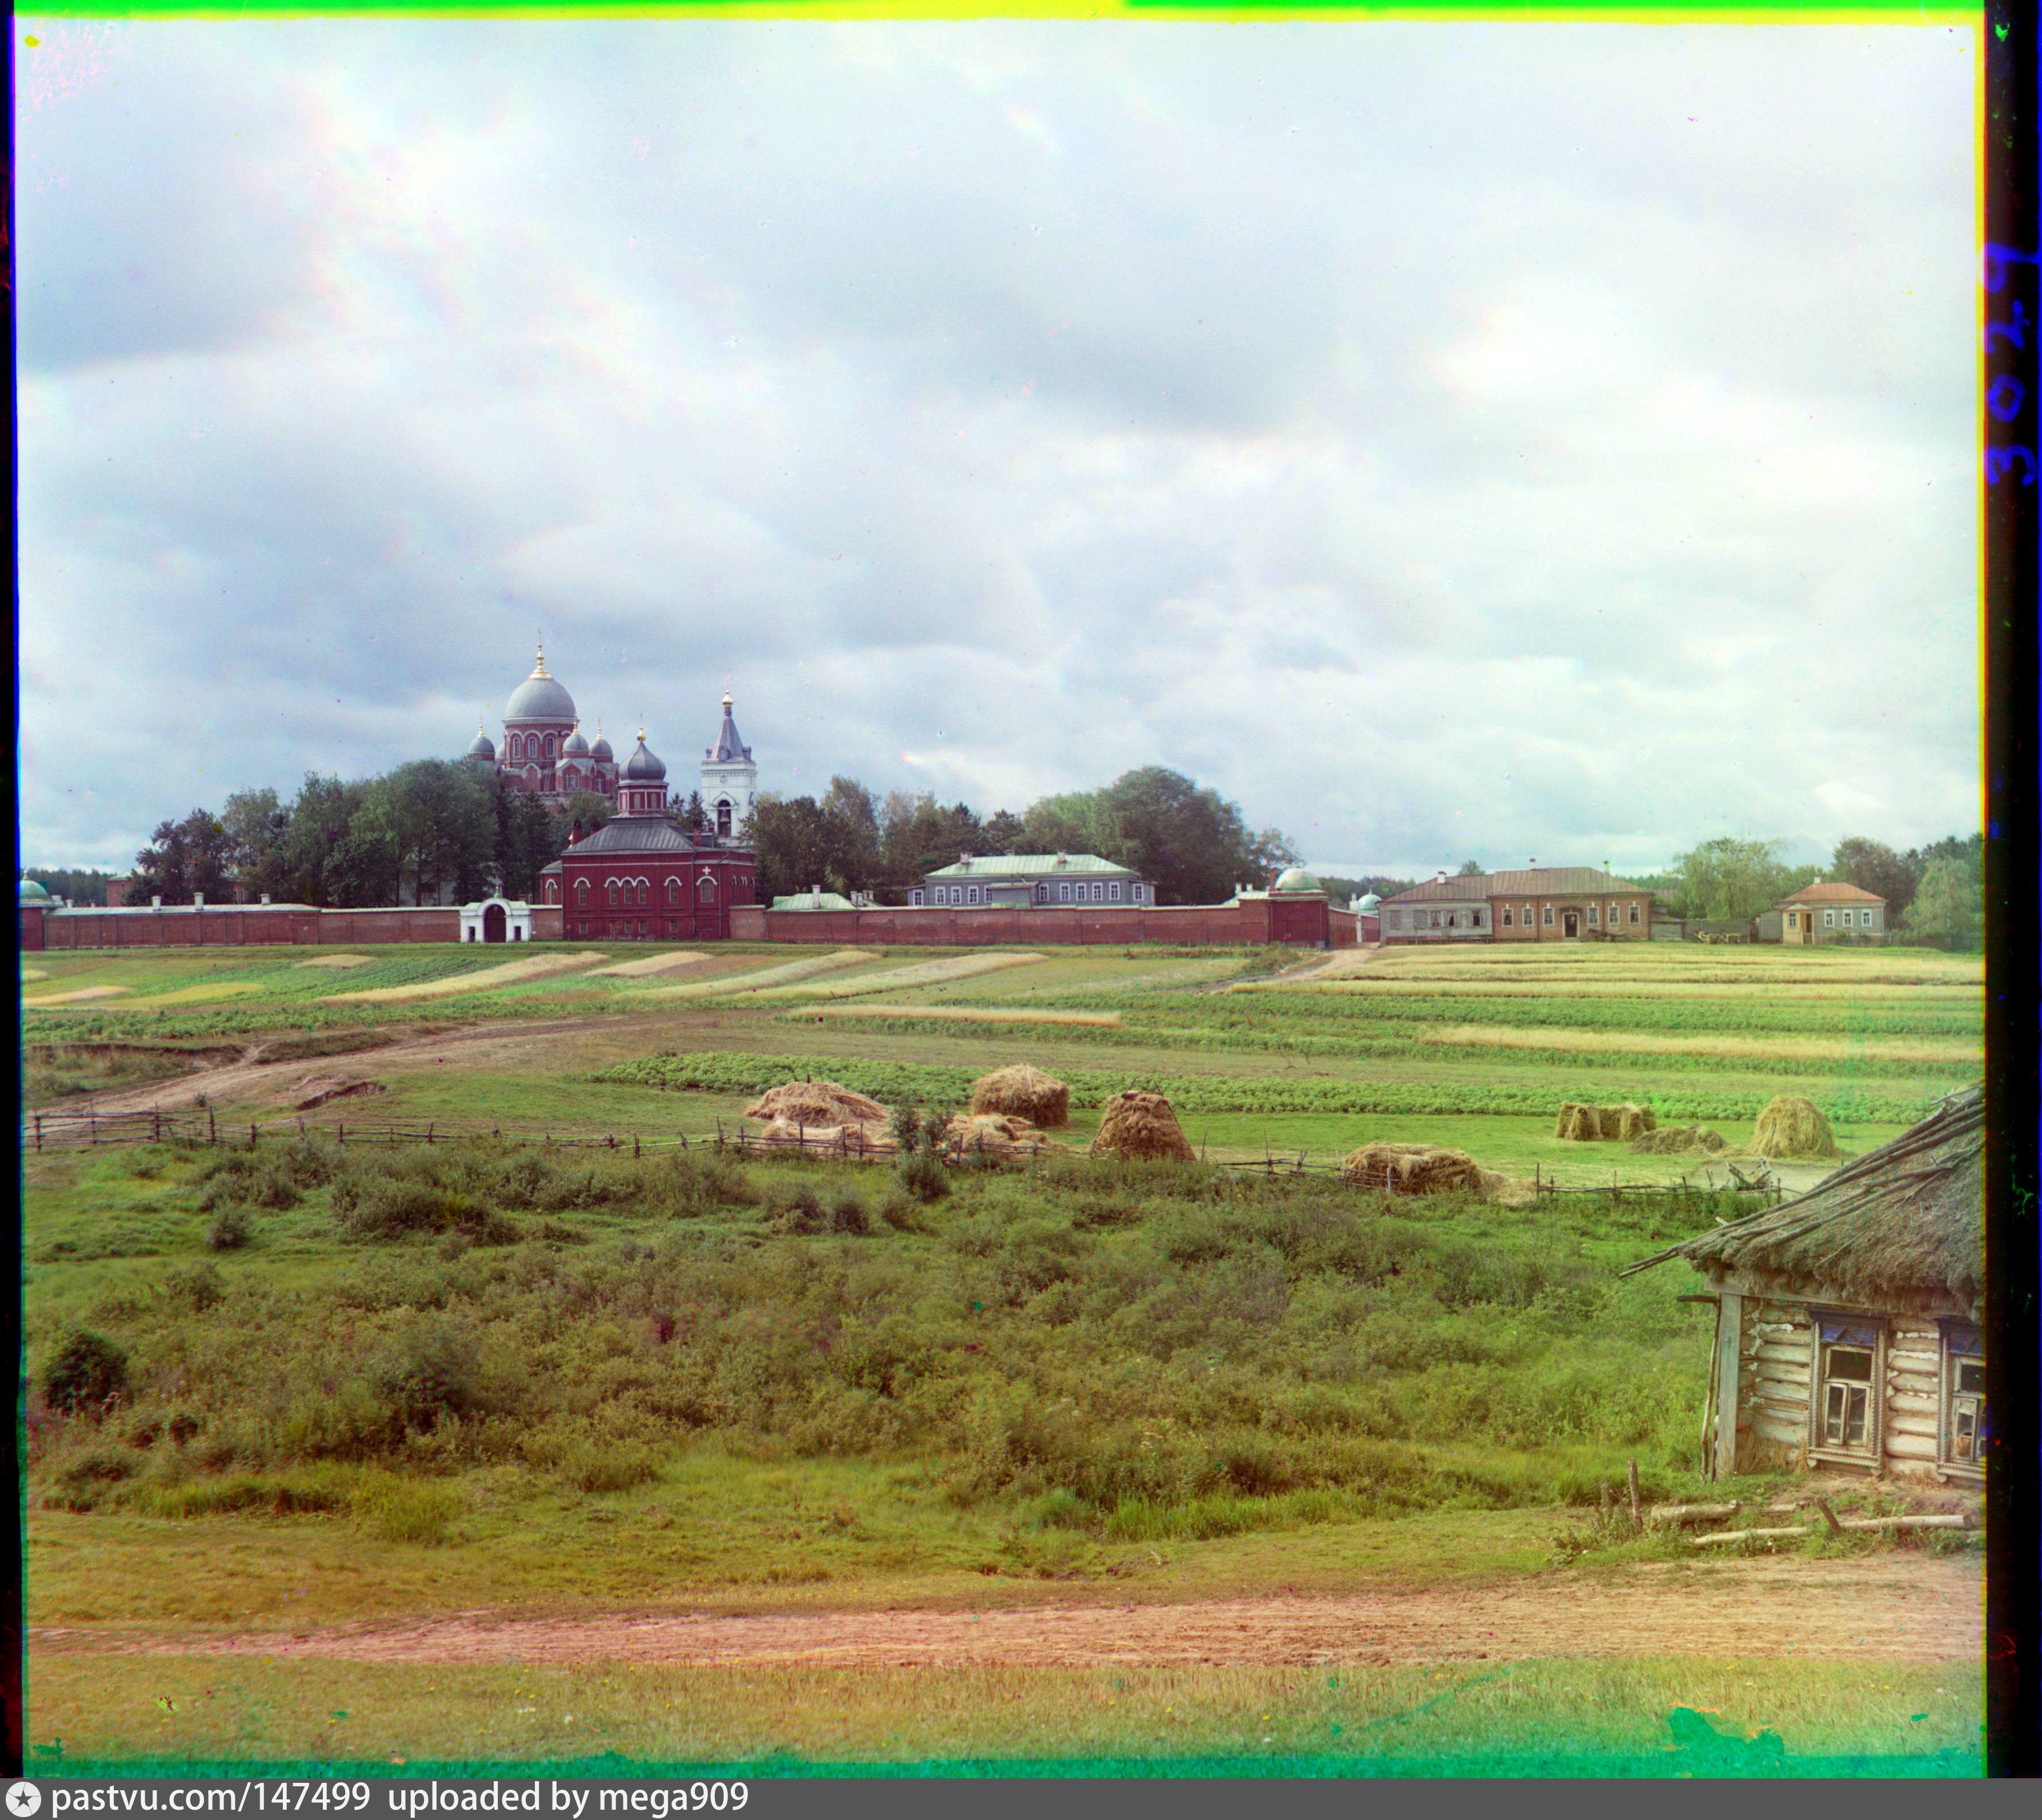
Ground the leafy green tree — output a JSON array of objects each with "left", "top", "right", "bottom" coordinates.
[
  {"left": 563, "top": 791, "right": 614, "bottom": 833},
  {"left": 221, "top": 787, "right": 293, "bottom": 901},
  {"left": 130, "top": 808, "right": 236, "bottom": 904},
  {"left": 749, "top": 794, "right": 837, "bottom": 902},
  {"left": 350, "top": 760, "right": 497, "bottom": 907},
  {"left": 1456, "top": 859, "right": 1483, "bottom": 876},
  {"left": 489, "top": 783, "right": 566, "bottom": 903},
  {"left": 982, "top": 809, "right": 1027, "bottom": 851},
  {"left": 820, "top": 777, "right": 883, "bottom": 891},
  {"left": 1900, "top": 853, "right": 1981, "bottom": 950},
  {"left": 1666, "top": 836, "right": 1807, "bottom": 921},
  {"left": 1100, "top": 766, "right": 1288, "bottom": 906},
  {"left": 1018, "top": 789, "right": 1123, "bottom": 863},
  {"left": 879, "top": 791, "right": 990, "bottom": 899},
  {"left": 275, "top": 774, "right": 375, "bottom": 906},
  {"left": 1830, "top": 836, "right": 1919, "bottom": 921}
]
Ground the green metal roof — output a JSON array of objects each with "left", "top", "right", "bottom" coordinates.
[
  {"left": 771, "top": 890, "right": 856, "bottom": 911},
  {"left": 924, "top": 853, "right": 1137, "bottom": 879}
]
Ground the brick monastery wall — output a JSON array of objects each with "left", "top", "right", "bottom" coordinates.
[{"left": 729, "top": 896, "right": 1352, "bottom": 948}]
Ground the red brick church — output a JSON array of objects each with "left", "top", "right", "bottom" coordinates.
[{"left": 536, "top": 729, "right": 756, "bottom": 941}]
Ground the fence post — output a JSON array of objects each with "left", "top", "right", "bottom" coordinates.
[
  {"left": 90, "top": 1115, "right": 98, "bottom": 1146},
  {"left": 35, "top": 1113, "right": 43, "bottom": 1153},
  {"left": 209, "top": 1108, "right": 217, "bottom": 1146},
  {"left": 633, "top": 1136, "right": 641, "bottom": 1159},
  {"left": 250, "top": 1123, "right": 258, "bottom": 1148},
  {"left": 427, "top": 1124, "right": 434, "bottom": 1146},
  {"left": 153, "top": 1112, "right": 161, "bottom": 1144},
  {"left": 338, "top": 1124, "right": 345, "bottom": 1145}
]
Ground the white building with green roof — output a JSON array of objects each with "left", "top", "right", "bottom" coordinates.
[{"left": 912, "top": 852, "right": 1152, "bottom": 909}]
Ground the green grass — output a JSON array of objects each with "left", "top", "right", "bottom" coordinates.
[{"left": 24, "top": 1655, "right": 1981, "bottom": 1772}]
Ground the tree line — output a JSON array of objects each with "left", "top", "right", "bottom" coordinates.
[
  {"left": 747, "top": 765, "right": 1299, "bottom": 907},
  {"left": 1643, "top": 833, "right": 1983, "bottom": 948},
  {"left": 121, "top": 763, "right": 710, "bottom": 908}
]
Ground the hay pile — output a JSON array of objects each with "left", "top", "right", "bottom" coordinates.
[
  {"left": 1340, "top": 1142, "right": 1492, "bottom": 1197},
  {"left": 1629, "top": 1124, "right": 1728, "bottom": 1156},
  {"left": 945, "top": 1111, "right": 1054, "bottom": 1151},
  {"left": 1748, "top": 1095, "right": 1840, "bottom": 1160},
  {"left": 744, "top": 1080, "right": 890, "bottom": 1127},
  {"left": 757, "top": 1116, "right": 894, "bottom": 1153},
  {"left": 1088, "top": 1091, "right": 1196, "bottom": 1162},
  {"left": 1555, "top": 1102, "right": 1657, "bottom": 1142},
  {"left": 970, "top": 1064, "right": 1071, "bottom": 1127}
]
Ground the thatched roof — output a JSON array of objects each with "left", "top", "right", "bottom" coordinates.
[{"left": 1621, "top": 1085, "right": 1981, "bottom": 1311}]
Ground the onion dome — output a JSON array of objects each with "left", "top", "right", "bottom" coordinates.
[
  {"left": 590, "top": 723, "right": 614, "bottom": 761},
  {"left": 563, "top": 721, "right": 590, "bottom": 757},
  {"left": 1356, "top": 891, "right": 1382, "bottom": 912},
  {"left": 466, "top": 717, "right": 497, "bottom": 762},
  {"left": 505, "top": 639, "right": 577, "bottom": 723},
  {"left": 624, "top": 729, "right": 667, "bottom": 781},
  {"left": 1271, "top": 865, "right": 1322, "bottom": 895},
  {"left": 19, "top": 874, "right": 52, "bottom": 907}
]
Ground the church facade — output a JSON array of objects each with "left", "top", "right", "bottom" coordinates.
[
  {"left": 536, "top": 730, "right": 757, "bottom": 941},
  {"left": 466, "top": 644, "right": 760, "bottom": 827}
]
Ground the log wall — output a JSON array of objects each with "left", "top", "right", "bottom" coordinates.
[{"left": 1732, "top": 1294, "right": 1961, "bottom": 1481}]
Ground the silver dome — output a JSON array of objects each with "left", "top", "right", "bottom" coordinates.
[
  {"left": 506, "top": 670, "right": 576, "bottom": 723},
  {"left": 624, "top": 736, "right": 667, "bottom": 782}
]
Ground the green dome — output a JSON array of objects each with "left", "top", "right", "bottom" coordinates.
[
  {"left": 1271, "top": 865, "right": 1322, "bottom": 895},
  {"left": 18, "top": 875, "right": 51, "bottom": 906}
]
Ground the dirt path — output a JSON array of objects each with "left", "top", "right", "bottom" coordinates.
[
  {"left": 67, "top": 1018, "right": 605, "bottom": 1119},
  {"left": 32, "top": 1557, "right": 1980, "bottom": 1669}
]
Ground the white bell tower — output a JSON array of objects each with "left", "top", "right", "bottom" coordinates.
[{"left": 701, "top": 692, "right": 758, "bottom": 840}]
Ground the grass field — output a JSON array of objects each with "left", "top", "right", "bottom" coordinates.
[{"left": 19, "top": 937, "right": 1984, "bottom": 1771}]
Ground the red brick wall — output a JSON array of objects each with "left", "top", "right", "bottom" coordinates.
[
  {"left": 554, "top": 846, "right": 756, "bottom": 943},
  {"left": 39, "top": 907, "right": 459, "bottom": 949},
  {"left": 733, "top": 896, "right": 1340, "bottom": 948},
  {"left": 19, "top": 907, "right": 46, "bottom": 952}
]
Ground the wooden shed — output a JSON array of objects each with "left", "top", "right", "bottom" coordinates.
[{"left": 1624, "top": 1085, "right": 1984, "bottom": 1484}]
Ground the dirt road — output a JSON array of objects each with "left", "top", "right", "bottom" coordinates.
[{"left": 33, "top": 1556, "right": 1980, "bottom": 1669}]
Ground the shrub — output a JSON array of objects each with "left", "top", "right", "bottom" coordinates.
[
  {"left": 879, "top": 1190, "right": 928, "bottom": 1232},
  {"left": 557, "top": 1443, "right": 661, "bottom": 1494},
  {"left": 896, "top": 1148, "right": 950, "bottom": 1205},
  {"left": 165, "top": 1260, "right": 226, "bottom": 1312},
  {"left": 368, "top": 1322, "right": 486, "bottom": 1430},
  {"left": 828, "top": 1190, "right": 873, "bottom": 1236},
  {"left": 771, "top": 1184, "right": 830, "bottom": 1235},
  {"left": 354, "top": 1474, "right": 463, "bottom": 1544},
  {"left": 206, "top": 1206, "right": 254, "bottom": 1251},
  {"left": 43, "top": 1330, "right": 129, "bottom": 1412}
]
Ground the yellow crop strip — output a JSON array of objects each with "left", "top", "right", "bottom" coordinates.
[{"left": 1422, "top": 1023, "right": 1981, "bottom": 1065}]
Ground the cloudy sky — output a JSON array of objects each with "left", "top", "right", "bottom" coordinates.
[{"left": 17, "top": 17, "right": 1978, "bottom": 878}]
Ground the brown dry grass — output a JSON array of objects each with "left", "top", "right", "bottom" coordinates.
[
  {"left": 970, "top": 1063, "right": 1072, "bottom": 1127},
  {"left": 635, "top": 950, "right": 878, "bottom": 1001},
  {"left": 21, "top": 985, "right": 130, "bottom": 1006},
  {"left": 1339, "top": 1142, "right": 1491, "bottom": 1196},
  {"left": 1631, "top": 1125, "right": 1728, "bottom": 1156},
  {"left": 295, "top": 954, "right": 374, "bottom": 969},
  {"left": 1088, "top": 1090, "right": 1194, "bottom": 1162},
  {"left": 323, "top": 952, "right": 609, "bottom": 1004},
  {"left": 1748, "top": 1095, "right": 1841, "bottom": 1160},
  {"left": 745, "top": 1080, "right": 891, "bottom": 1126},
  {"left": 1553, "top": 1103, "right": 1656, "bottom": 1142},
  {"left": 794, "top": 1004, "right": 1118, "bottom": 1028},
  {"left": 587, "top": 951, "right": 709, "bottom": 979},
  {"left": 754, "top": 952, "right": 1048, "bottom": 1001}
]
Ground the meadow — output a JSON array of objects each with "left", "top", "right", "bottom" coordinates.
[{"left": 19, "top": 936, "right": 1985, "bottom": 1770}]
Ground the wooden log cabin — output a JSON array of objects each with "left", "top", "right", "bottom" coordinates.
[{"left": 1624, "top": 1085, "right": 1984, "bottom": 1484}]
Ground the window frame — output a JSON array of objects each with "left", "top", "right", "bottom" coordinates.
[
  {"left": 1587, "top": 902, "right": 1600, "bottom": 927},
  {"left": 1541, "top": 905, "right": 1553, "bottom": 927},
  {"left": 1824, "top": 908, "right": 1836, "bottom": 927},
  {"left": 1058, "top": 882, "right": 1070, "bottom": 903},
  {"left": 968, "top": 884, "right": 981, "bottom": 905},
  {"left": 1109, "top": 881, "right": 1121, "bottom": 902},
  {"left": 1939, "top": 1321, "right": 1985, "bottom": 1478},
  {"left": 1807, "top": 1310, "right": 1887, "bottom": 1467}
]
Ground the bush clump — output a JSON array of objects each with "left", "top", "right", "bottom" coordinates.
[
  {"left": 43, "top": 1330, "right": 130, "bottom": 1413},
  {"left": 206, "top": 1206, "right": 254, "bottom": 1251}
]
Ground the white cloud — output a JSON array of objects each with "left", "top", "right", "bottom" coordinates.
[{"left": 15, "top": 18, "right": 1978, "bottom": 876}]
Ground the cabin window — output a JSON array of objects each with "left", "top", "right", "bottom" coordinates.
[
  {"left": 1472, "top": 909, "right": 1484, "bottom": 927},
  {"left": 1542, "top": 905, "right": 1553, "bottom": 926},
  {"left": 1841, "top": 909, "right": 1854, "bottom": 927},
  {"left": 1941, "top": 1323, "right": 1985, "bottom": 1471},
  {"left": 1110, "top": 881, "right": 1121, "bottom": 901},
  {"left": 1501, "top": 906, "right": 1512, "bottom": 926},
  {"left": 1429, "top": 912, "right": 1441, "bottom": 929},
  {"left": 1038, "top": 884, "right": 1051, "bottom": 903},
  {"left": 910, "top": 889, "right": 924, "bottom": 907},
  {"left": 1824, "top": 909, "right": 1836, "bottom": 927},
  {"left": 1587, "top": 903, "right": 1600, "bottom": 927},
  {"left": 1133, "top": 884, "right": 1145, "bottom": 903},
  {"left": 968, "top": 885, "right": 981, "bottom": 905},
  {"left": 1059, "top": 882, "right": 1070, "bottom": 903},
  {"left": 1628, "top": 901, "right": 1640, "bottom": 924},
  {"left": 1811, "top": 1313, "right": 1883, "bottom": 1459}
]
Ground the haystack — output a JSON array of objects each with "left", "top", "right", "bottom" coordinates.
[
  {"left": 1629, "top": 1124, "right": 1728, "bottom": 1156},
  {"left": 1555, "top": 1101, "right": 1657, "bottom": 1142},
  {"left": 1340, "top": 1142, "right": 1489, "bottom": 1196},
  {"left": 758, "top": 1116, "right": 895, "bottom": 1154},
  {"left": 969, "top": 1064, "right": 1071, "bottom": 1128},
  {"left": 1748, "top": 1095, "right": 1840, "bottom": 1160},
  {"left": 945, "top": 1111, "right": 1052, "bottom": 1151},
  {"left": 1088, "top": 1091, "right": 1196, "bottom": 1162},
  {"left": 744, "top": 1080, "right": 889, "bottom": 1128}
]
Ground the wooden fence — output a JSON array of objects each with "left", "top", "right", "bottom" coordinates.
[{"left": 20, "top": 1105, "right": 1781, "bottom": 1199}]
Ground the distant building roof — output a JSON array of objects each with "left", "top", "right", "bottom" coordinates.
[
  {"left": 1775, "top": 880, "right": 1886, "bottom": 907},
  {"left": 925, "top": 852, "right": 1138, "bottom": 879},
  {"left": 1271, "top": 865, "right": 1322, "bottom": 895},
  {"left": 772, "top": 889, "right": 856, "bottom": 912},
  {"left": 559, "top": 818, "right": 700, "bottom": 856},
  {"left": 1382, "top": 866, "right": 1648, "bottom": 905},
  {"left": 19, "top": 876, "right": 52, "bottom": 906}
]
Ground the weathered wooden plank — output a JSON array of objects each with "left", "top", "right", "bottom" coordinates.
[
  {"left": 1885, "top": 1391, "right": 1941, "bottom": 1418},
  {"left": 1693, "top": 1525, "right": 1812, "bottom": 1546},
  {"left": 1716, "top": 1292, "right": 1743, "bottom": 1482},
  {"left": 1837, "top": 1514, "right": 1971, "bottom": 1532},
  {"left": 1649, "top": 1502, "right": 1741, "bottom": 1524},
  {"left": 1888, "top": 1351, "right": 1940, "bottom": 1374},
  {"left": 1755, "top": 1343, "right": 1812, "bottom": 1365},
  {"left": 1752, "top": 1417, "right": 1806, "bottom": 1446},
  {"left": 1887, "top": 1411, "right": 1940, "bottom": 1439},
  {"left": 1884, "top": 1431, "right": 1939, "bottom": 1460}
]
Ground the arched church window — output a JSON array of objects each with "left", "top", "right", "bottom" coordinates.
[
  {"left": 574, "top": 879, "right": 588, "bottom": 908},
  {"left": 698, "top": 875, "right": 717, "bottom": 902},
  {"left": 608, "top": 881, "right": 621, "bottom": 908},
  {"left": 717, "top": 801, "right": 733, "bottom": 837},
  {"left": 636, "top": 883, "right": 649, "bottom": 907},
  {"left": 544, "top": 880, "right": 560, "bottom": 904},
  {"left": 544, "top": 735, "right": 556, "bottom": 761},
  {"left": 666, "top": 878, "right": 682, "bottom": 906}
]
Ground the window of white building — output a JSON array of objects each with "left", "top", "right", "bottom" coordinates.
[
  {"left": 1110, "top": 881, "right": 1121, "bottom": 901},
  {"left": 968, "top": 885, "right": 981, "bottom": 905}
]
